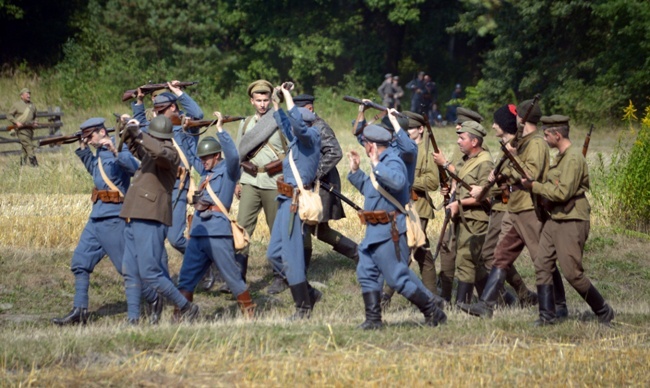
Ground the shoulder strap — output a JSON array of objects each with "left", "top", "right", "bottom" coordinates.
[
  {"left": 172, "top": 138, "right": 190, "bottom": 170},
  {"left": 458, "top": 151, "right": 492, "bottom": 180},
  {"left": 205, "top": 180, "right": 235, "bottom": 221},
  {"left": 97, "top": 156, "right": 124, "bottom": 197},
  {"left": 369, "top": 169, "right": 406, "bottom": 213}
]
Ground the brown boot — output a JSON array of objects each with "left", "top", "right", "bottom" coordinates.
[
  {"left": 236, "top": 289, "right": 256, "bottom": 319},
  {"left": 173, "top": 290, "right": 194, "bottom": 323}
]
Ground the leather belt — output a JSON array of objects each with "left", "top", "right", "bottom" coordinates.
[
  {"left": 277, "top": 180, "right": 295, "bottom": 197},
  {"left": 357, "top": 210, "right": 397, "bottom": 225},
  {"left": 91, "top": 188, "right": 123, "bottom": 204}
]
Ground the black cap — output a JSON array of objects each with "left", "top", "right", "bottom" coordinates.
[
  {"left": 493, "top": 104, "right": 518, "bottom": 134},
  {"left": 293, "top": 94, "right": 315, "bottom": 108}
]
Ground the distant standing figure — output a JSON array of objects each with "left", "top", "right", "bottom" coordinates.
[
  {"left": 377, "top": 73, "right": 396, "bottom": 108},
  {"left": 391, "top": 76, "right": 404, "bottom": 110},
  {"left": 7, "top": 88, "right": 39, "bottom": 166},
  {"left": 445, "top": 84, "right": 464, "bottom": 123}
]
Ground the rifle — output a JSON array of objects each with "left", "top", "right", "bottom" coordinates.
[
  {"left": 477, "top": 94, "right": 540, "bottom": 201},
  {"left": 343, "top": 96, "right": 407, "bottom": 119},
  {"left": 443, "top": 165, "right": 492, "bottom": 213},
  {"left": 319, "top": 179, "right": 363, "bottom": 212},
  {"left": 5, "top": 122, "right": 39, "bottom": 132},
  {"left": 582, "top": 124, "right": 594, "bottom": 157},
  {"left": 422, "top": 112, "right": 451, "bottom": 206},
  {"left": 121, "top": 81, "right": 198, "bottom": 102},
  {"left": 184, "top": 116, "right": 245, "bottom": 129},
  {"left": 433, "top": 190, "right": 456, "bottom": 261},
  {"left": 39, "top": 128, "right": 115, "bottom": 147}
]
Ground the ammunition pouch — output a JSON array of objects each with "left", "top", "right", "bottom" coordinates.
[
  {"left": 411, "top": 189, "right": 424, "bottom": 201},
  {"left": 357, "top": 210, "right": 396, "bottom": 225},
  {"left": 193, "top": 199, "right": 226, "bottom": 213},
  {"left": 240, "top": 159, "right": 283, "bottom": 177},
  {"left": 277, "top": 179, "right": 295, "bottom": 198},
  {"left": 91, "top": 188, "right": 123, "bottom": 204}
]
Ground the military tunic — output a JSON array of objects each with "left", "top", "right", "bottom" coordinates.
[
  {"left": 532, "top": 144, "right": 592, "bottom": 292},
  {"left": 177, "top": 131, "right": 248, "bottom": 297},
  {"left": 266, "top": 107, "right": 320, "bottom": 286}
]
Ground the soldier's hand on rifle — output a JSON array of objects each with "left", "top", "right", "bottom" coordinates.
[
  {"left": 387, "top": 108, "right": 401, "bottom": 132},
  {"left": 136, "top": 88, "right": 145, "bottom": 104},
  {"left": 272, "top": 86, "right": 282, "bottom": 109},
  {"left": 360, "top": 99, "right": 372, "bottom": 112},
  {"left": 348, "top": 150, "right": 361, "bottom": 172},
  {"left": 505, "top": 142, "right": 518, "bottom": 156},
  {"left": 99, "top": 137, "right": 118, "bottom": 156},
  {"left": 440, "top": 185, "right": 450, "bottom": 197},
  {"left": 213, "top": 111, "right": 224, "bottom": 133},
  {"left": 432, "top": 150, "right": 447, "bottom": 166},
  {"left": 126, "top": 119, "right": 142, "bottom": 138},
  {"left": 469, "top": 185, "right": 482, "bottom": 199},
  {"left": 168, "top": 80, "right": 183, "bottom": 96},
  {"left": 446, "top": 200, "right": 459, "bottom": 218}
]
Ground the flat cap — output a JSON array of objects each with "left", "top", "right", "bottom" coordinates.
[
  {"left": 380, "top": 114, "right": 408, "bottom": 132},
  {"left": 456, "top": 120, "right": 486, "bottom": 138},
  {"left": 516, "top": 99, "right": 542, "bottom": 124},
  {"left": 293, "top": 94, "right": 315, "bottom": 107},
  {"left": 298, "top": 107, "right": 316, "bottom": 123},
  {"left": 363, "top": 124, "right": 392, "bottom": 144},
  {"left": 402, "top": 111, "right": 426, "bottom": 128},
  {"left": 456, "top": 107, "right": 484, "bottom": 124},
  {"left": 540, "top": 115, "right": 570, "bottom": 127},
  {"left": 19, "top": 88, "right": 30, "bottom": 95},
  {"left": 385, "top": 73, "right": 392, "bottom": 79},
  {"left": 153, "top": 92, "right": 178, "bottom": 112},
  {"left": 247, "top": 80, "right": 273, "bottom": 97},
  {"left": 80, "top": 117, "right": 106, "bottom": 137}
]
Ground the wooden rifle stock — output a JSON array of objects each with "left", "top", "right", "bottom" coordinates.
[
  {"left": 121, "top": 81, "right": 199, "bottom": 102},
  {"left": 39, "top": 128, "right": 116, "bottom": 147},
  {"left": 582, "top": 124, "right": 594, "bottom": 157},
  {"left": 433, "top": 190, "right": 455, "bottom": 261},
  {"left": 184, "top": 116, "right": 245, "bottom": 129},
  {"left": 342, "top": 95, "right": 407, "bottom": 118},
  {"left": 422, "top": 113, "right": 451, "bottom": 205}
]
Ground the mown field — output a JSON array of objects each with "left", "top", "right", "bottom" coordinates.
[{"left": 1, "top": 79, "right": 649, "bottom": 386}]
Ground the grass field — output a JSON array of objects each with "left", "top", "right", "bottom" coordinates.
[{"left": 1, "top": 78, "right": 649, "bottom": 386}]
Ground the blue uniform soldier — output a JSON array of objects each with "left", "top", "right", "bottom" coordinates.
[
  {"left": 266, "top": 83, "right": 322, "bottom": 320},
  {"left": 176, "top": 112, "right": 256, "bottom": 318},
  {"left": 120, "top": 116, "right": 200, "bottom": 324},
  {"left": 52, "top": 117, "right": 141, "bottom": 325},
  {"left": 132, "top": 81, "right": 204, "bottom": 254},
  {"left": 348, "top": 124, "right": 447, "bottom": 329}
]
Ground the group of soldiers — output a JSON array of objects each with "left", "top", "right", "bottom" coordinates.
[{"left": 32, "top": 77, "right": 613, "bottom": 328}]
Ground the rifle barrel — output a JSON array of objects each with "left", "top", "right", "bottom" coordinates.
[
  {"left": 342, "top": 96, "right": 407, "bottom": 118},
  {"left": 319, "top": 180, "right": 362, "bottom": 212}
]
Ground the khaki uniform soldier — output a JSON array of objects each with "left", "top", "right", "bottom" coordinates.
[
  {"left": 7, "top": 88, "right": 39, "bottom": 166},
  {"left": 477, "top": 105, "right": 538, "bottom": 307},
  {"left": 434, "top": 121, "right": 493, "bottom": 306},
  {"left": 437, "top": 107, "right": 482, "bottom": 302},
  {"left": 522, "top": 115, "right": 614, "bottom": 325},
  {"left": 235, "top": 80, "right": 288, "bottom": 293},
  {"left": 460, "top": 99, "right": 567, "bottom": 318}
]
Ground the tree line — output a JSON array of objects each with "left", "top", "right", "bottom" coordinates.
[{"left": 2, "top": 0, "right": 649, "bottom": 121}]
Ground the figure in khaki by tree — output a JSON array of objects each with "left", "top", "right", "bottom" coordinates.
[
  {"left": 120, "top": 115, "right": 200, "bottom": 324},
  {"left": 433, "top": 120, "right": 493, "bottom": 308},
  {"left": 51, "top": 117, "right": 162, "bottom": 325},
  {"left": 175, "top": 112, "right": 256, "bottom": 319},
  {"left": 7, "top": 88, "right": 39, "bottom": 166},
  {"left": 348, "top": 124, "right": 446, "bottom": 330},
  {"left": 380, "top": 111, "right": 439, "bottom": 307},
  {"left": 235, "top": 80, "right": 290, "bottom": 295},
  {"left": 521, "top": 115, "right": 614, "bottom": 326},
  {"left": 460, "top": 99, "right": 567, "bottom": 319}
]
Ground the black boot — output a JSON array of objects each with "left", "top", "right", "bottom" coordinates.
[
  {"left": 29, "top": 156, "right": 39, "bottom": 167},
  {"left": 458, "top": 267, "right": 506, "bottom": 318},
  {"left": 358, "top": 291, "right": 383, "bottom": 330},
  {"left": 333, "top": 236, "right": 359, "bottom": 263},
  {"left": 455, "top": 281, "right": 474, "bottom": 306},
  {"left": 475, "top": 275, "right": 487, "bottom": 298},
  {"left": 267, "top": 274, "right": 289, "bottom": 294},
  {"left": 380, "top": 286, "right": 396, "bottom": 311},
  {"left": 497, "top": 287, "right": 518, "bottom": 308},
  {"left": 179, "top": 301, "right": 200, "bottom": 323},
  {"left": 506, "top": 266, "right": 537, "bottom": 307},
  {"left": 438, "top": 272, "right": 453, "bottom": 303},
  {"left": 288, "top": 282, "right": 312, "bottom": 320},
  {"left": 552, "top": 269, "right": 568, "bottom": 319},
  {"left": 408, "top": 289, "right": 447, "bottom": 327},
  {"left": 304, "top": 248, "right": 313, "bottom": 274},
  {"left": 308, "top": 283, "right": 322, "bottom": 307},
  {"left": 145, "top": 292, "right": 164, "bottom": 325},
  {"left": 52, "top": 307, "right": 89, "bottom": 326},
  {"left": 534, "top": 284, "right": 557, "bottom": 326},
  {"left": 579, "top": 285, "right": 615, "bottom": 325}
]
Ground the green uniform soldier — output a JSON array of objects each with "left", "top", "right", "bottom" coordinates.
[
  {"left": 235, "top": 80, "right": 289, "bottom": 293},
  {"left": 7, "top": 88, "right": 39, "bottom": 166},
  {"left": 522, "top": 115, "right": 614, "bottom": 325},
  {"left": 434, "top": 121, "right": 493, "bottom": 305}
]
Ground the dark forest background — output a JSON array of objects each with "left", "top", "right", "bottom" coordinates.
[{"left": 1, "top": 0, "right": 649, "bottom": 121}]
